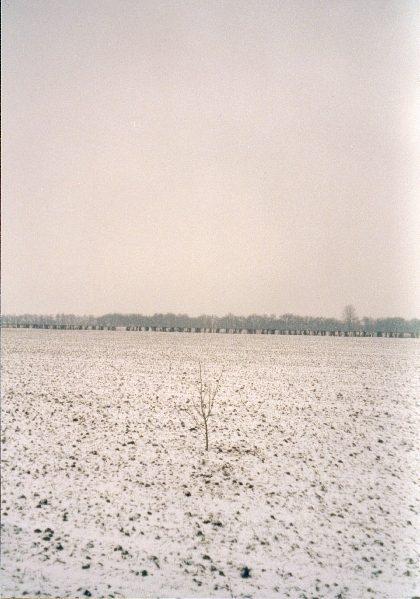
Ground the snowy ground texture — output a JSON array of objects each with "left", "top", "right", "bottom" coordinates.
[{"left": 1, "top": 330, "right": 419, "bottom": 599}]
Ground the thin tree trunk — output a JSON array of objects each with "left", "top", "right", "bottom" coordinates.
[{"left": 204, "top": 419, "right": 209, "bottom": 451}]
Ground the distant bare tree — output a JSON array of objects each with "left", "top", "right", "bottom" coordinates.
[
  {"left": 187, "top": 363, "right": 224, "bottom": 451},
  {"left": 343, "top": 304, "right": 358, "bottom": 331}
]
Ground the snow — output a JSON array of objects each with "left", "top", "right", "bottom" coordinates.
[{"left": 1, "top": 329, "right": 419, "bottom": 598}]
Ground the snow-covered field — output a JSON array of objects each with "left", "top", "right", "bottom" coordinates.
[{"left": 1, "top": 329, "right": 419, "bottom": 599}]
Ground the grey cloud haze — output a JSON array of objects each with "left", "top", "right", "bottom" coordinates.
[{"left": 2, "top": 0, "right": 419, "bottom": 317}]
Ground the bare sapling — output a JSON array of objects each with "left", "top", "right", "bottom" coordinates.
[{"left": 188, "top": 362, "right": 224, "bottom": 451}]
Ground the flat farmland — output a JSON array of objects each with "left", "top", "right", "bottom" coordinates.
[{"left": 1, "top": 330, "right": 419, "bottom": 598}]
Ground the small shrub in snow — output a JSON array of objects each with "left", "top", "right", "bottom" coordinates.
[{"left": 187, "top": 362, "right": 224, "bottom": 451}]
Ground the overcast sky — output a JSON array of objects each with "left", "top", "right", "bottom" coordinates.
[{"left": 2, "top": 0, "right": 419, "bottom": 318}]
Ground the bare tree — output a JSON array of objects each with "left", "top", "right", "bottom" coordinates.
[
  {"left": 187, "top": 362, "right": 224, "bottom": 451},
  {"left": 342, "top": 304, "right": 358, "bottom": 331}
]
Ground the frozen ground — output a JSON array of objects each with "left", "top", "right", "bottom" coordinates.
[{"left": 1, "top": 329, "right": 419, "bottom": 599}]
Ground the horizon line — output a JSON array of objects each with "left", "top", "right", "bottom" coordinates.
[{"left": 2, "top": 310, "right": 419, "bottom": 321}]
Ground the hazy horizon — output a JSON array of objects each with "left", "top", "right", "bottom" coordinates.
[
  {"left": 2, "top": 308, "right": 419, "bottom": 322},
  {"left": 2, "top": 0, "right": 419, "bottom": 319}
]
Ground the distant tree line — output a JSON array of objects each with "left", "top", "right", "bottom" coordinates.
[{"left": 2, "top": 308, "right": 419, "bottom": 333}]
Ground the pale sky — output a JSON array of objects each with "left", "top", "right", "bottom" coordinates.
[{"left": 2, "top": 0, "right": 419, "bottom": 318}]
